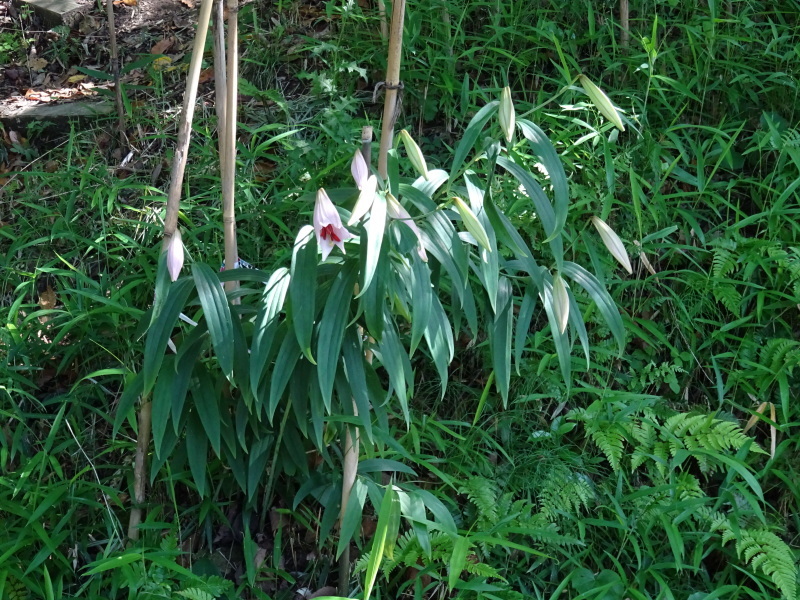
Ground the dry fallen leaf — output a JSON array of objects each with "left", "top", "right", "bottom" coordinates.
[
  {"left": 198, "top": 67, "right": 214, "bottom": 84},
  {"left": 67, "top": 74, "right": 87, "bottom": 83},
  {"left": 180, "top": 0, "right": 195, "bottom": 7},
  {"left": 151, "top": 37, "right": 175, "bottom": 55},
  {"left": 38, "top": 283, "right": 57, "bottom": 323},
  {"left": 113, "top": 0, "right": 137, "bottom": 5},
  {"left": 27, "top": 57, "right": 48, "bottom": 71}
]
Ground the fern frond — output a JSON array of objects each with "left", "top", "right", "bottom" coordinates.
[
  {"left": 734, "top": 529, "right": 798, "bottom": 600},
  {"left": 177, "top": 589, "right": 215, "bottom": 600}
]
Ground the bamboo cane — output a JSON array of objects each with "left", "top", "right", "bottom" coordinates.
[
  {"left": 221, "top": 0, "right": 240, "bottom": 299},
  {"left": 620, "top": 0, "right": 630, "bottom": 48},
  {"left": 128, "top": 0, "right": 215, "bottom": 543},
  {"left": 161, "top": 0, "right": 215, "bottom": 250},
  {"left": 377, "top": 0, "right": 407, "bottom": 181},
  {"left": 105, "top": 0, "right": 126, "bottom": 144}
]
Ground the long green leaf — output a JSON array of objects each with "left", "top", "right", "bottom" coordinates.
[
  {"left": 151, "top": 355, "right": 176, "bottom": 458},
  {"left": 377, "top": 313, "right": 411, "bottom": 422},
  {"left": 250, "top": 268, "right": 291, "bottom": 395},
  {"left": 342, "top": 329, "right": 373, "bottom": 442},
  {"left": 337, "top": 478, "right": 368, "bottom": 559},
  {"left": 514, "top": 286, "right": 537, "bottom": 375},
  {"left": 192, "top": 263, "right": 234, "bottom": 381},
  {"left": 448, "top": 535, "right": 470, "bottom": 590},
  {"left": 193, "top": 367, "right": 222, "bottom": 457},
  {"left": 173, "top": 322, "right": 209, "bottom": 430},
  {"left": 359, "top": 192, "right": 387, "bottom": 298},
  {"left": 410, "top": 254, "right": 432, "bottom": 355},
  {"left": 490, "top": 278, "right": 513, "bottom": 406},
  {"left": 561, "top": 261, "right": 625, "bottom": 355},
  {"left": 465, "top": 173, "right": 499, "bottom": 312},
  {"left": 142, "top": 277, "right": 194, "bottom": 395},
  {"left": 317, "top": 262, "right": 358, "bottom": 409},
  {"left": 496, "top": 156, "right": 564, "bottom": 264},
  {"left": 518, "top": 119, "right": 569, "bottom": 238},
  {"left": 450, "top": 101, "right": 499, "bottom": 181},
  {"left": 269, "top": 327, "right": 302, "bottom": 420},
  {"left": 423, "top": 294, "right": 455, "bottom": 399},
  {"left": 363, "top": 486, "right": 400, "bottom": 600},
  {"left": 290, "top": 225, "right": 318, "bottom": 363},
  {"left": 186, "top": 411, "right": 209, "bottom": 497}
]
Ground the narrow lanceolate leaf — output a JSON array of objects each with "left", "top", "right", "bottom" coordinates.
[
  {"left": 562, "top": 261, "right": 626, "bottom": 356},
  {"left": 490, "top": 278, "right": 513, "bottom": 406},
  {"left": 465, "top": 173, "right": 499, "bottom": 312},
  {"left": 342, "top": 329, "right": 373, "bottom": 442},
  {"left": 579, "top": 74, "right": 625, "bottom": 131},
  {"left": 363, "top": 486, "right": 400, "bottom": 600},
  {"left": 498, "top": 86, "right": 515, "bottom": 144},
  {"left": 143, "top": 277, "right": 194, "bottom": 395},
  {"left": 452, "top": 196, "right": 492, "bottom": 252},
  {"left": 348, "top": 174, "right": 378, "bottom": 225},
  {"left": 552, "top": 272, "right": 570, "bottom": 334},
  {"left": 192, "top": 263, "right": 234, "bottom": 381},
  {"left": 399, "top": 129, "right": 429, "bottom": 180},
  {"left": 517, "top": 119, "right": 568, "bottom": 239},
  {"left": 542, "top": 281, "right": 572, "bottom": 386},
  {"left": 591, "top": 216, "right": 633, "bottom": 274},
  {"left": 450, "top": 100, "right": 498, "bottom": 181},
  {"left": 448, "top": 535, "right": 471, "bottom": 591},
  {"left": 514, "top": 286, "right": 537, "bottom": 375},
  {"left": 193, "top": 367, "right": 222, "bottom": 457},
  {"left": 317, "top": 262, "right": 358, "bottom": 409},
  {"left": 250, "top": 268, "right": 290, "bottom": 395},
  {"left": 358, "top": 191, "right": 387, "bottom": 297},
  {"left": 423, "top": 294, "right": 454, "bottom": 398},
  {"left": 410, "top": 254, "right": 432, "bottom": 355},
  {"left": 268, "top": 327, "right": 302, "bottom": 420},
  {"left": 290, "top": 225, "right": 318, "bottom": 363}
]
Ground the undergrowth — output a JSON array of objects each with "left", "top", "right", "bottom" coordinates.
[{"left": 1, "top": 0, "right": 799, "bottom": 599}]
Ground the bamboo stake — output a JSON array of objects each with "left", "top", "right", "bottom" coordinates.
[
  {"left": 377, "top": 0, "right": 407, "bottom": 180},
  {"left": 221, "top": 0, "right": 240, "bottom": 298},
  {"left": 620, "top": 0, "right": 630, "bottom": 48},
  {"left": 105, "top": 0, "right": 126, "bottom": 143},
  {"left": 214, "top": 0, "right": 227, "bottom": 161},
  {"left": 127, "top": 399, "right": 151, "bottom": 541},
  {"left": 128, "top": 0, "right": 214, "bottom": 543},
  {"left": 376, "top": 0, "right": 388, "bottom": 40},
  {"left": 161, "top": 0, "right": 215, "bottom": 251}
]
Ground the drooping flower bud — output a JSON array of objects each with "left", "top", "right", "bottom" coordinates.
[
  {"left": 579, "top": 75, "right": 625, "bottom": 132},
  {"left": 351, "top": 149, "right": 369, "bottom": 190},
  {"left": 591, "top": 216, "right": 633, "bottom": 274},
  {"left": 314, "top": 188, "right": 354, "bottom": 261},
  {"left": 166, "top": 227, "right": 184, "bottom": 282},
  {"left": 551, "top": 273, "right": 569, "bottom": 334},
  {"left": 499, "top": 86, "right": 515, "bottom": 144},
  {"left": 398, "top": 129, "right": 429, "bottom": 180},
  {"left": 387, "top": 194, "right": 427, "bottom": 262}
]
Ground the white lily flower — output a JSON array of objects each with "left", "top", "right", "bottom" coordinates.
[
  {"left": 314, "top": 188, "right": 353, "bottom": 261},
  {"left": 387, "top": 194, "right": 427, "bottom": 262}
]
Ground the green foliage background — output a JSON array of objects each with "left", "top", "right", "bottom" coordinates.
[{"left": 1, "top": 0, "right": 799, "bottom": 599}]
